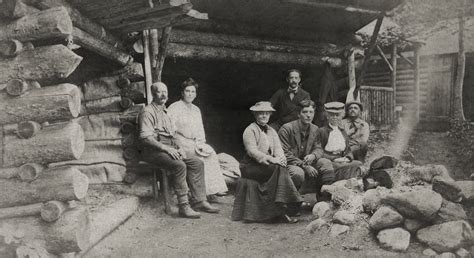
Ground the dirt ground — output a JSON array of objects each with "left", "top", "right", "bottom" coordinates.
[{"left": 85, "top": 131, "right": 472, "bottom": 257}]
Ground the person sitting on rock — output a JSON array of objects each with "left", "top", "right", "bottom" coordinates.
[
  {"left": 314, "top": 102, "right": 363, "bottom": 199},
  {"left": 341, "top": 101, "right": 370, "bottom": 162}
]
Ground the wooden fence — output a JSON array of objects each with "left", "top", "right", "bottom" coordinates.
[{"left": 360, "top": 85, "right": 395, "bottom": 130}]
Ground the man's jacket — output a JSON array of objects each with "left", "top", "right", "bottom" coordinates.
[
  {"left": 315, "top": 125, "right": 353, "bottom": 160},
  {"left": 278, "top": 120, "right": 320, "bottom": 167}
]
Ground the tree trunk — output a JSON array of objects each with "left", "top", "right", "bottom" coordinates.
[
  {"left": 143, "top": 30, "right": 153, "bottom": 104},
  {"left": 156, "top": 26, "right": 172, "bottom": 82},
  {"left": 0, "top": 44, "right": 82, "bottom": 84},
  {"left": 2, "top": 121, "right": 85, "bottom": 167},
  {"left": 0, "top": 7, "right": 72, "bottom": 41},
  {"left": 166, "top": 43, "right": 326, "bottom": 65},
  {"left": 0, "top": 203, "right": 42, "bottom": 219},
  {"left": 0, "top": 83, "right": 82, "bottom": 125},
  {"left": 72, "top": 27, "right": 132, "bottom": 66},
  {"left": 453, "top": 10, "right": 466, "bottom": 120},
  {"left": 18, "top": 163, "right": 44, "bottom": 181},
  {"left": 81, "top": 96, "right": 123, "bottom": 115},
  {"left": 2, "top": 206, "right": 91, "bottom": 254},
  {"left": 0, "top": 166, "right": 89, "bottom": 208},
  {"left": 41, "top": 200, "right": 68, "bottom": 222},
  {"left": 78, "top": 197, "right": 138, "bottom": 256}
]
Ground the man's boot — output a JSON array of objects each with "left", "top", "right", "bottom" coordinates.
[
  {"left": 192, "top": 200, "right": 220, "bottom": 213},
  {"left": 178, "top": 203, "right": 201, "bottom": 219}
]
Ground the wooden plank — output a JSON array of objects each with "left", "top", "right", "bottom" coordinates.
[{"left": 376, "top": 44, "right": 393, "bottom": 72}]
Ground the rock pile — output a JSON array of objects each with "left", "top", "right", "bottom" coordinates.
[{"left": 305, "top": 159, "right": 474, "bottom": 255}]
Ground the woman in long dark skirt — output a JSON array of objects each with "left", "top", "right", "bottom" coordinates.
[{"left": 231, "top": 101, "right": 302, "bottom": 223}]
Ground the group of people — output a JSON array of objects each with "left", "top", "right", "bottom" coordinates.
[{"left": 138, "top": 69, "right": 370, "bottom": 222}]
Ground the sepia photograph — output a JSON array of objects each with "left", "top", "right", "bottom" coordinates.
[{"left": 0, "top": 0, "right": 473, "bottom": 257}]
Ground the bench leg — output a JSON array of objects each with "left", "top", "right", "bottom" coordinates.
[
  {"left": 161, "top": 171, "right": 172, "bottom": 215},
  {"left": 152, "top": 170, "right": 158, "bottom": 202}
]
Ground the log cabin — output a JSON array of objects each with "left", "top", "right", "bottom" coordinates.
[{"left": 0, "top": 0, "right": 403, "bottom": 256}]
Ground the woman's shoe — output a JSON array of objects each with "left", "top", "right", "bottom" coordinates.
[
  {"left": 280, "top": 214, "right": 298, "bottom": 224},
  {"left": 215, "top": 192, "right": 228, "bottom": 196}
]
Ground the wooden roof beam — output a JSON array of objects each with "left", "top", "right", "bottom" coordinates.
[{"left": 280, "top": 0, "right": 381, "bottom": 15}]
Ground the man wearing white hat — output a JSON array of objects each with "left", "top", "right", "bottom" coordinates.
[
  {"left": 342, "top": 101, "right": 370, "bottom": 162},
  {"left": 313, "top": 102, "right": 363, "bottom": 198}
]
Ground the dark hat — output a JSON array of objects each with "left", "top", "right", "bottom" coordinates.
[
  {"left": 345, "top": 101, "right": 363, "bottom": 112},
  {"left": 324, "top": 102, "right": 345, "bottom": 113},
  {"left": 250, "top": 101, "right": 275, "bottom": 112}
]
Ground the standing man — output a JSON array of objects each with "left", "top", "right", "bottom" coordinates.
[
  {"left": 138, "top": 82, "right": 219, "bottom": 219},
  {"left": 278, "top": 100, "right": 333, "bottom": 193},
  {"left": 269, "top": 69, "right": 311, "bottom": 131},
  {"left": 314, "top": 102, "right": 363, "bottom": 192},
  {"left": 342, "top": 101, "right": 370, "bottom": 162}
]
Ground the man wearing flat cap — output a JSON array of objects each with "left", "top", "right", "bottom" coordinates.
[
  {"left": 269, "top": 69, "right": 311, "bottom": 131},
  {"left": 342, "top": 101, "right": 370, "bottom": 162},
  {"left": 313, "top": 102, "right": 363, "bottom": 198}
]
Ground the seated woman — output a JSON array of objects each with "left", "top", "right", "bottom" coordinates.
[
  {"left": 232, "top": 101, "right": 302, "bottom": 223},
  {"left": 168, "top": 78, "right": 228, "bottom": 201}
]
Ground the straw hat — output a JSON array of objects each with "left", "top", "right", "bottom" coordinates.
[
  {"left": 324, "top": 102, "right": 345, "bottom": 113},
  {"left": 195, "top": 143, "right": 214, "bottom": 157},
  {"left": 249, "top": 101, "right": 275, "bottom": 112}
]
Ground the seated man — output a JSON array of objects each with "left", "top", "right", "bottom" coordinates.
[
  {"left": 278, "top": 100, "right": 333, "bottom": 193},
  {"left": 342, "top": 101, "right": 370, "bottom": 162},
  {"left": 138, "top": 82, "right": 219, "bottom": 219},
  {"left": 314, "top": 102, "right": 363, "bottom": 190}
]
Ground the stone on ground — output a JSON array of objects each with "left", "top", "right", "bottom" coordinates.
[
  {"left": 456, "top": 181, "right": 474, "bottom": 205},
  {"left": 432, "top": 176, "right": 462, "bottom": 203},
  {"left": 437, "top": 252, "right": 456, "bottom": 258},
  {"left": 381, "top": 189, "right": 442, "bottom": 222},
  {"left": 407, "top": 164, "right": 452, "bottom": 183},
  {"left": 312, "top": 202, "right": 331, "bottom": 219},
  {"left": 333, "top": 210, "right": 355, "bottom": 225},
  {"left": 403, "top": 219, "right": 426, "bottom": 234},
  {"left": 455, "top": 248, "right": 470, "bottom": 258},
  {"left": 329, "top": 224, "right": 349, "bottom": 238},
  {"left": 362, "top": 189, "right": 382, "bottom": 214},
  {"left": 305, "top": 218, "right": 328, "bottom": 233},
  {"left": 369, "top": 206, "right": 404, "bottom": 231},
  {"left": 422, "top": 248, "right": 438, "bottom": 257},
  {"left": 416, "top": 220, "right": 473, "bottom": 253},
  {"left": 376, "top": 227, "right": 411, "bottom": 252},
  {"left": 333, "top": 178, "right": 363, "bottom": 192},
  {"left": 433, "top": 199, "right": 467, "bottom": 224}
]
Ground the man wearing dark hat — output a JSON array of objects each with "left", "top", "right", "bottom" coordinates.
[
  {"left": 138, "top": 82, "right": 219, "bottom": 219},
  {"left": 342, "top": 101, "right": 370, "bottom": 162},
  {"left": 269, "top": 69, "right": 311, "bottom": 131},
  {"left": 313, "top": 102, "right": 363, "bottom": 197}
]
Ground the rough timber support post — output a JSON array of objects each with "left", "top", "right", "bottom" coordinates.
[
  {"left": 156, "top": 26, "right": 172, "bottom": 82},
  {"left": 391, "top": 43, "right": 398, "bottom": 124},
  {"left": 143, "top": 30, "right": 153, "bottom": 104},
  {"left": 346, "top": 49, "right": 357, "bottom": 103},
  {"left": 414, "top": 45, "right": 421, "bottom": 122},
  {"left": 150, "top": 29, "right": 160, "bottom": 82}
]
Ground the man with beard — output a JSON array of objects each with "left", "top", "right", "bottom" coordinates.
[
  {"left": 341, "top": 101, "right": 369, "bottom": 162},
  {"left": 138, "top": 82, "right": 219, "bottom": 219},
  {"left": 278, "top": 100, "right": 333, "bottom": 194},
  {"left": 313, "top": 102, "right": 363, "bottom": 200},
  {"left": 269, "top": 69, "right": 310, "bottom": 131}
]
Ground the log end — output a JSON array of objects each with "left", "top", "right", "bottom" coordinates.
[
  {"left": 41, "top": 201, "right": 67, "bottom": 222},
  {"left": 69, "top": 122, "right": 85, "bottom": 160},
  {"left": 0, "top": 39, "right": 23, "bottom": 57},
  {"left": 65, "top": 84, "right": 82, "bottom": 118},
  {"left": 18, "top": 163, "right": 44, "bottom": 181},
  {"left": 72, "top": 168, "right": 89, "bottom": 200},
  {"left": 6, "top": 79, "right": 28, "bottom": 96},
  {"left": 17, "top": 121, "right": 41, "bottom": 139}
]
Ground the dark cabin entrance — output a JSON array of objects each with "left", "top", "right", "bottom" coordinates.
[
  {"left": 162, "top": 58, "right": 324, "bottom": 158},
  {"left": 463, "top": 55, "right": 474, "bottom": 121}
]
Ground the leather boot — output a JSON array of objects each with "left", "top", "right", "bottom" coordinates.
[
  {"left": 192, "top": 200, "right": 220, "bottom": 213},
  {"left": 178, "top": 203, "right": 201, "bottom": 219}
]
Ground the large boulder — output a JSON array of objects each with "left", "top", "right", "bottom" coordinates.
[
  {"left": 333, "top": 210, "right": 355, "bottom": 225},
  {"left": 306, "top": 218, "right": 328, "bottom": 233},
  {"left": 438, "top": 252, "right": 456, "bottom": 258},
  {"left": 321, "top": 185, "right": 352, "bottom": 206},
  {"left": 422, "top": 248, "right": 438, "bottom": 257},
  {"left": 433, "top": 199, "right": 467, "bottom": 224},
  {"left": 381, "top": 189, "right": 442, "bottom": 222},
  {"left": 432, "top": 176, "right": 462, "bottom": 203},
  {"left": 362, "top": 189, "right": 382, "bottom": 214},
  {"left": 369, "top": 206, "right": 404, "bottom": 231},
  {"left": 457, "top": 180, "right": 474, "bottom": 205},
  {"left": 312, "top": 202, "right": 331, "bottom": 219},
  {"left": 455, "top": 248, "right": 470, "bottom": 258},
  {"left": 376, "top": 227, "right": 411, "bottom": 252},
  {"left": 416, "top": 220, "right": 473, "bottom": 253}
]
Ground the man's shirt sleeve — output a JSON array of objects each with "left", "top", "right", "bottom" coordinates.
[{"left": 138, "top": 111, "right": 155, "bottom": 139}]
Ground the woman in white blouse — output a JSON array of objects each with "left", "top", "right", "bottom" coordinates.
[{"left": 167, "top": 78, "right": 228, "bottom": 200}]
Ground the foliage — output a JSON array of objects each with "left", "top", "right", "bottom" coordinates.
[
  {"left": 356, "top": 25, "right": 412, "bottom": 50},
  {"left": 448, "top": 119, "right": 474, "bottom": 162}
]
